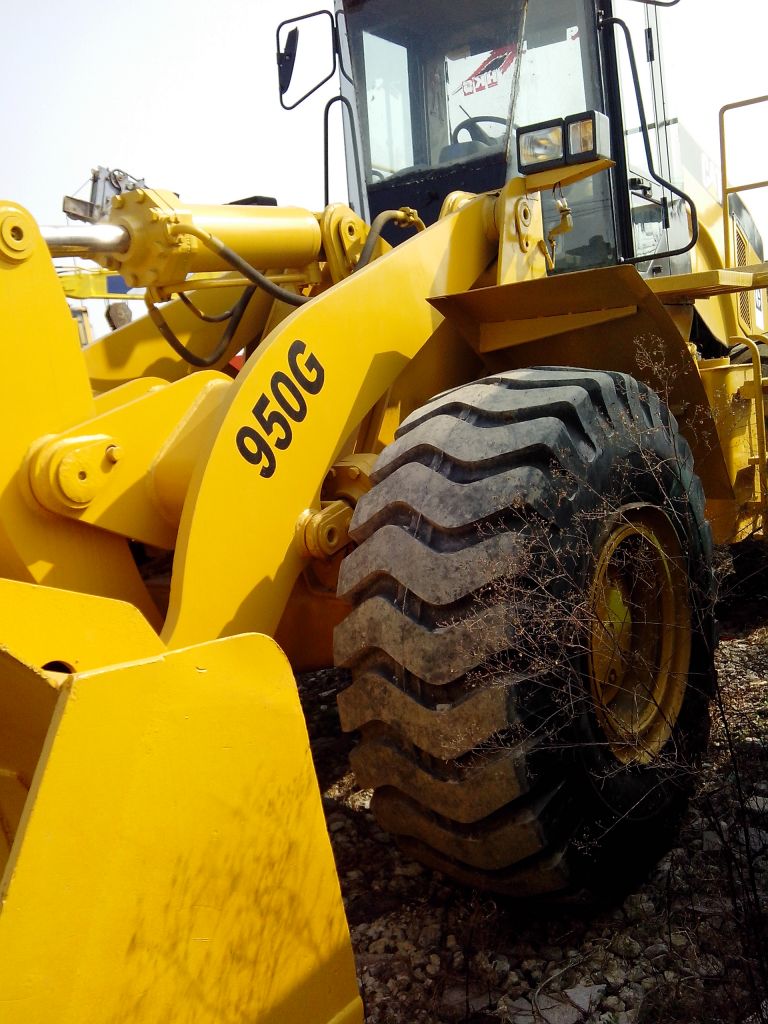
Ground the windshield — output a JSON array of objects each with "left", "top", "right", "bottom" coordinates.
[
  {"left": 344, "top": 0, "right": 526, "bottom": 183},
  {"left": 343, "top": 0, "right": 616, "bottom": 271}
]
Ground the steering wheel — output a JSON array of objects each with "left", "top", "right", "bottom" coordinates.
[{"left": 450, "top": 115, "right": 507, "bottom": 147}]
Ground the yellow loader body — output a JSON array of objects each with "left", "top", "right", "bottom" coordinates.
[
  {"left": 0, "top": 205, "right": 369, "bottom": 1020},
  {"left": 0, "top": 125, "right": 766, "bottom": 1018},
  {"left": 0, "top": 184, "right": 508, "bottom": 1021}
]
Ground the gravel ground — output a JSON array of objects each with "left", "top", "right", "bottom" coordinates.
[{"left": 299, "top": 544, "right": 768, "bottom": 1024}]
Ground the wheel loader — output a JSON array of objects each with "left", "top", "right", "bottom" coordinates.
[{"left": 1, "top": 0, "right": 766, "bottom": 1019}]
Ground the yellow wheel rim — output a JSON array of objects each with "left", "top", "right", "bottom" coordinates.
[{"left": 588, "top": 505, "right": 691, "bottom": 765}]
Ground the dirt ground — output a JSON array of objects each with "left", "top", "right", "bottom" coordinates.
[{"left": 299, "top": 542, "right": 768, "bottom": 1024}]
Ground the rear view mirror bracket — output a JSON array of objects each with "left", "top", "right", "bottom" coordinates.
[{"left": 276, "top": 10, "right": 338, "bottom": 111}]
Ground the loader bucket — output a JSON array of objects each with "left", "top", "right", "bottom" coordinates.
[{"left": 0, "top": 631, "right": 362, "bottom": 1024}]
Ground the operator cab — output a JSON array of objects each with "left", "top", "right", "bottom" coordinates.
[
  {"left": 338, "top": 0, "right": 618, "bottom": 271},
  {"left": 278, "top": 0, "right": 760, "bottom": 280}
]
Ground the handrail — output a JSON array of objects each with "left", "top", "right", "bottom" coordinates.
[
  {"left": 599, "top": 14, "right": 699, "bottom": 264},
  {"left": 735, "top": 334, "right": 768, "bottom": 534},
  {"left": 719, "top": 95, "right": 768, "bottom": 267}
]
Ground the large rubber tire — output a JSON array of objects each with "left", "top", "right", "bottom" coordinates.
[{"left": 334, "top": 368, "right": 715, "bottom": 898}]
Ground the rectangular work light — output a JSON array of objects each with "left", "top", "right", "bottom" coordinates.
[{"left": 517, "top": 110, "right": 611, "bottom": 174}]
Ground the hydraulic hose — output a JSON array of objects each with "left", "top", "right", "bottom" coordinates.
[
  {"left": 178, "top": 291, "right": 241, "bottom": 323},
  {"left": 146, "top": 285, "right": 256, "bottom": 369},
  {"left": 355, "top": 208, "right": 426, "bottom": 271},
  {"left": 168, "top": 223, "right": 309, "bottom": 307}
]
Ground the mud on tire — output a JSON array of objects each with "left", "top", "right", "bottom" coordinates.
[{"left": 334, "top": 368, "right": 715, "bottom": 898}]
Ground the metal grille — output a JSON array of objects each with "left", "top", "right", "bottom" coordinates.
[{"left": 736, "top": 228, "right": 752, "bottom": 328}]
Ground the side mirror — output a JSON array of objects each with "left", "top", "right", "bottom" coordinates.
[{"left": 276, "top": 10, "right": 337, "bottom": 110}]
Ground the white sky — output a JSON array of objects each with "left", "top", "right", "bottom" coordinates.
[
  {"left": 659, "top": 0, "right": 768, "bottom": 232},
  {"left": 1, "top": 0, "right": 766, "bottom": 325},
  {"left": 2, "top": 0, "right": 343, "bottom": 220}
]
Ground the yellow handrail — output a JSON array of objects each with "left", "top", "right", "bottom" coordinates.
[{"left": 719, "top": 94, "right": 768, "bottom": 267}]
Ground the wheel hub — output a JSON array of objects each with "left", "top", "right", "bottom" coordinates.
[{"left": 588, "top": 506, "right": 691, "bottom": 765}]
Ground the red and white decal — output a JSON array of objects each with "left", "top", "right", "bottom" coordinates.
[{"left": 458, "top": 44, "right": 517, "bottom": 96}]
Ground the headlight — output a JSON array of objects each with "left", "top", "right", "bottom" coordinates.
[
  {"left": 517, "top": 120, "right": 565, "bottom": 173},
  {"left": 517, "top": 110, "right": 611, "bottom": 174}
]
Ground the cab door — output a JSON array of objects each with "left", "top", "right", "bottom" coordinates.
[{"left": 606, "top": 0, "right": 691, "bottom": 275}]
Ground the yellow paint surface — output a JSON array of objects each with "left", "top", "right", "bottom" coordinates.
[{"left": 0, "top": 634, "right": 362, "bottom": 1024}]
